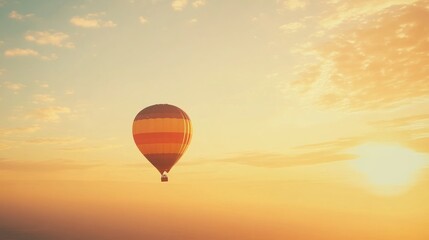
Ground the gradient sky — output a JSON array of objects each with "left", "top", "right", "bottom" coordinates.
[{"left": 1, "top": 0, "right": 429, "bottom": 239}]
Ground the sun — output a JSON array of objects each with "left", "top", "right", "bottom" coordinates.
[{"left": 349, "top": 142, "right": 427, "bottom": 195}]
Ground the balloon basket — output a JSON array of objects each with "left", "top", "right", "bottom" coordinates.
[{"left": 161, "top": 174, "right": 168, "bottom": 182}]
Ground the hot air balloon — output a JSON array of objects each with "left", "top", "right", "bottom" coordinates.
[{"left": 132, "top": 104, "right": 192, "bottom": 182}]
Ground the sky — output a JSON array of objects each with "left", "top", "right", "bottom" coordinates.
[{"left": 1, "top": 0, "right": 429, "bottom": 239}]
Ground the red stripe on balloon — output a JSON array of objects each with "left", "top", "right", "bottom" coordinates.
[{"left": 133, "top": 132, "right": 186, "bottom": 144}]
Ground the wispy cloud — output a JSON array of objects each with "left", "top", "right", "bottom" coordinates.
[
  {"left": 0, "top": 142, "right": 12, "bottom": 150},
  {"left": 4, "top": 48, "right": 57, "bottom": 60},
  {"left": 370, "top": 114, "right": 429, "bottom": 129},
  {"left": 58, "top": 144, "right": 121, "bottom": 151},
  {"left": 279, "top": 22, "right": 305, "bottom": 33},
  {"left": 0, "top": 125, "right": 40, "bottom": 136},
  {"left": 0, "top": 69, "right": 5, "bottom": 76},
  {"left": 139, "top": 16, "right": 148, "bottom": 24},
  {"left": 321, "top": 0, "right": 421, "bottom": 29},
  {"left": 2, "top": 81, "right": 25, "bottom": 92},
  {"left": 189, "top": 18, "right": 198, "bottom": 24},
  {"left": 369, "top": 114, "right": 429, "bottom": 152},
  {"left": 4, "top": 48, "right": 38, "bottom": 57},
  {"left": 25, "top": 31, "right": 74, "bottom": 48},
  {"left": 26, "top": 106, "right": 71, "bottom": 122},
  {"left": 288, "top": 3, "right": 429, "bottom": 111},
  {"left": 70, "top": 13, "right": 117, "bottom": 28},
  {"left": 216, "top": 136, "right": 369, "bottom": 168},
  {"left": 172, "top": 0, "right": 188, "bottom": 11},
  {"left": 33, "top": 94, "right": 55, "bottom": 104},
  {"left": 8, "top": 10, "right": 33, "bottom": 20},
  {"left": 192, "top": 0, "right": 206, "bottom": 8},
  {"left": 280, "top": 0, "right": 307, "bottom": 10},
  {"left": 24, "top": 137, "right": 85, "bottom": 145},
  {"left": 218, "top": 151, "right": 356, "bottom": 168},
  {"left": 0, "top": 158, "right": 99, "bottom": 172}
]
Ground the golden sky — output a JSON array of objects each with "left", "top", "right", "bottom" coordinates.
[{"left": 1, "top": 0, "right": 429, "bottom": 239}]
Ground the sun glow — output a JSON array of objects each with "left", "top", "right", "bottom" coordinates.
[{"left": 350, "top": 143, "right": 428, "bottom": 195}]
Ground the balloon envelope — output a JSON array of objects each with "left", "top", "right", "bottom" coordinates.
[{"left": 132, "top": 104, "right": 192, "bottom": 174}]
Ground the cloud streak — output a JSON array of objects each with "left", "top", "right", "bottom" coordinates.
[
  {"left": 70, "top": 13, "right": 117, "bottom": 28},
  {"left": 192, "top": 0, "right": 206, "bottom": 8},
  {"left": 281, "top": 0, "right": 307, "bottom": 10},
  {"left": 279, "top": 22, "right": 305, "bottom": 33},
  {"left": 9, "top": 10, "right": 33, "bottom": 20},
  {"left": 0, "top": 158, "right": 99, "bottom": 172},
  {"left": 0, "top": 125, "right": 40, "bottom": 136},
  {"left": 172, "top": 0, "right": 188, "bottom": 11},
  {"left": 25, "top": 31, "right": 74, "bottom": 48},
  {"left": 32, "top": 94, "right": 55, "bottom": 104},
  {"left": 368, "top": 114, "right": 429, "bottom": 153},
  {"left": 217, "top": 151, "right": 356, "bottom": 168},
  {"left": 24, "top": 137, "right": 85, "bottom": 145},
  {"left": 4, "top": 48, "right": 38, "bottom": 57},
  {"left": 26, "top": 106, "right": 71, "bottom": 122},
  {"left": 288, "top": 2, "right": 429, "bottom": 111},
  {"left": 2, "top": 81, "right": 25, "bottom": 91}
]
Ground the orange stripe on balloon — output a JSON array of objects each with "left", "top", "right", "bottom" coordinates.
[
  {"left": 133, "top": 132, "right": 185, "bottom": 144},
  {"left": 179, "top": 117, "right": 192, "bottom": 155},
  {"left": 132, "top": 118, "right": 189, "bottom": 134}
]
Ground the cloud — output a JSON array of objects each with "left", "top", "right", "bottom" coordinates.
[
  {"left": 24, "top": 137, "right": 85, "bottom": 145},
  {"left": 218, "top": 151, "right": 356, "bottom": 168},
  {"left": 4, "top": 48, "right": 57, "bottom": 60},
  {"left": 25, "top": 31, "right": 74, "bottom": 48},
  {"left": 58, "top": 144, "right": 121, "bottom": 151},
  {"left": 0, "top": 142, "right": 12, "bottom": 150},
  {"left": 406, "top": 137, "right": 429, "bottom": 154},
  {"left": 214, "top": 136, "right": 371, "bottom": 168},
  {"left": 370, "top": 114, "right": 429, "bottom": 129},
  {"left": 172, "top": 0, "right": 188, "bottom": 11},
  {"left": 293, "top": 137, "right": 363, "bottom": 151},
  {"left": 279, "top": 22, "right": 305, "bottom": 33},
  {"left": 281, "top": 0, "right": 307, "bottom": 10},
  {"left": 189, "top": 18, "right": 198, "bottom": 24},
  {"left": 192, "top": 0, "right": 206, "bottom": 8},
  {"left": 0, "top": 69, "right": 5, "bottom": 76},
  {"left": 40, "top": 53, "right": 58, "bottom": 61},
  {"left": 288, "top": 3, "right": 429, "bottom": 111},
  {"left": 139, "top": 16, "right": 148, "bottom": 24},
  {"left": 26, "top": 106, "right": 71, "bottom": 122},
  {"left": 321, "top": 0, "right": 421, "bottom": 29},
  {"left": 2, "top": 81, "right": 25, "bottom": 91},
  {"left": 33, "top": 94, "right": 55, "bottom": 104},
  {"left": 0, "top": 125, "right": 40, "bottom": 136},
  {"left": 4, "top": 48, "right": 38, "bottom": 57},
  {"left": 70, "top": 13, "right": 117, "bottom": 28},
  {"left": 0, "top": 40, "right": 4, "bottom": 46},
  {"left": 8, "top": 10, "right": 33, "bottom": 20},
  {"left": 369, "top": 114, "right": 429, "bottom": 149},
  {"left": 0, "top": 158, "right": 99, "bottom": 172}
]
